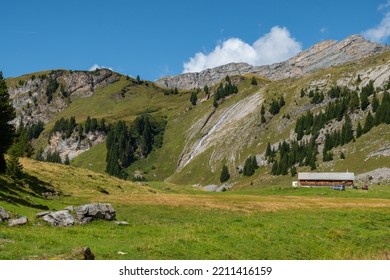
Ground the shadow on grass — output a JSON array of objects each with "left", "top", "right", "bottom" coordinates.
[{"left": 0, "top": 173, "right": 55, "bottom": 210}]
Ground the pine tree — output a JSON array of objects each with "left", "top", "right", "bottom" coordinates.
[
  {"left": 220, "top": 164, "right": 230, "bottom": 182},
  {"left": 6, "top": 146, "right": 23, "bottom": 179},
  {"left": 0, "top": 71, "right": 16, "bottom": 173},
  {"left": 279, "top": 95, "right": 285, "bottom": 108},
  {"left": 251, "top": 155, "right": 258, "bottom": 170},
  {"left": 243, "top": 156, "right": 255, "bottom": 176},
  {"left": 265, "top": 143, "right": 272, "bottom": 158},
  {"left": 85, "top": 116, "right": 92, "bottom": 133},
  {"left": 372, "top": 94, "right": 380, "bottom": 112},
  {"left": 360, "top": 91, "right": 369, "bottom": 110},
  {"left": 341, "top": 114, "right": 354, "bottom": 144},
  {"left": 260, "top": 104, "right": 265, "bottom": 115},
  {"left": 271, "top": 160, "right": 279, "bottom": 175},
  {"left": 363, "top": 111, "right": 375, "bottom": 134},
  {"left": 251, "top": 76, "right": 257, "bottom": 85},
  {"left": 190, "top": 92, "right": 198, "bottom": 106},
  {"left": 356, "top": 122, "right": 363, "bottom": 138}
]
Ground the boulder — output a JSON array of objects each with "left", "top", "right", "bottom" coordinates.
[
  {"left": 75, "top": 203, "right": 116, "bottom": 225},
  {"left": 8, "top": 216, "right": 28, "bottom": 227},
  {"left": 0, "top": 207, "right": 10, "bottom": 222},
  {"left": 83, "top": 247, "right": 95, "bottom": 260},
  {"left": 115, "top": 221, "right": 129, "bottom": 226},
  {"left": 36, "top": 211, "right": 50, "bottom": 218},
  {"left": 41, "top": 210, "right": 75, "bottom": 227}
]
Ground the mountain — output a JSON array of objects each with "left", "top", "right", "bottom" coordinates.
[
  {"left": 5, "top": 35, "right": 390, "bottom": 189},
  {"left": 155, "top": 35, "right": 389, "bottom": 90}
]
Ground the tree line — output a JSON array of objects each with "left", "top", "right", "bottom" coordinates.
[{"left": 105, "top": 113, "right": 167, "bottom": 179}]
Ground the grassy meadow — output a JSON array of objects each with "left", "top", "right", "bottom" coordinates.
[{"left": 1, "top": 158, "right": 389, "bottom": 260}]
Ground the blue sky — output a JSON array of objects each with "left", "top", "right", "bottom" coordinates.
[{"left": 1, "top": 0, "right": 390, "bottom": 80}]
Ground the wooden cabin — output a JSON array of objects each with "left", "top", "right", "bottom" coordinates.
[{"left": 298, "top": 172, "right": 355, "bottom": 187}]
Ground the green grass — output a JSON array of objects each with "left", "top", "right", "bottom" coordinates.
[
  {"left": 1, "top": 158, "right": 389, "bottom": 260},
  {"left": 1, "top": 204, "right": 389, "bottom": 260}
]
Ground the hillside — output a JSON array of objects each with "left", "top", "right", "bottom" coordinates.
[{"left": 4, "top": 36, "right": 390, "bottom": 190}]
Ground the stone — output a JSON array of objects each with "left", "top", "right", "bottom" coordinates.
[
  {"left": 36, "top": 211, "right": 50, "bottom": 218},
  {"left": 202, "top": 184, "right": 218, "bottom": 192},
  {"left": 75, "top": 203, "right": 116, "bottom": 225},
  {"left": 0, "top": 207, "right": 10, "bottom": 222},
  {"left": 64, "top": 206, "right": 74, "bottom": 212},
  {"left": 41, "top": 210, "right": 75, "bottom": 227},
  {"left": 115, "top": 221, "right": 129, "bottom": 226},
  {"left": 8, "top": 216, "right": 28, "bottom": 227},
  {"left": 83, "top": 247, "right": 95, "bottom": 260}
]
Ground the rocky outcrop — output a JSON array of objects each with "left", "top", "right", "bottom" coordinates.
[
  {"left": 8, "top": 69, "right": 120, "bottom": 127},
  {"left": 8, "top": 216, "right": 28, "bottom": 227},
  {"left": 43, "top": 131, "right": 106, "bottom": 162},
  {"left": 0, "top": 207, "right": 10, "bottom": 222},
  {"left": 156, "top": 35, "right": 389, "bottom": 90},
  {"left": 356, "top": 168, "right": 390, "bottom": 184},
  {"left": 75, "top": 203, "right": 116, "bottom": 225},
  {"left": 40, "top": 210, "right": 75, "bottom": 227}
]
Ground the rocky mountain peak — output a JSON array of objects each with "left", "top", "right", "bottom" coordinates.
[{"left": 156, "top": 34, "right": 389, "bottom": 90}]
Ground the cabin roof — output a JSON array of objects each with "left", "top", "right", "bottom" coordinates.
[{"left": 298, "top": 172, "right": 355, "bottom": 181}]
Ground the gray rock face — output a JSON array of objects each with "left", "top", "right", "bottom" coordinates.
[
  {"left": 41, "top": 210, "right": 75, "bottom": 227},
  {"left": 8, "top": 216, "right": 28, "bottom": 227},
  {"left": 0, "top": 207, "right": 10, "bottom": 222},
  {"left": 8, "top": 69, "right": 120, "bottom": 127},
  {"left": 156, "top": 35, "right": 389, "bottom": 90},
  {"left": 75, "top": 203, "right": 116, "bottom": 225}
]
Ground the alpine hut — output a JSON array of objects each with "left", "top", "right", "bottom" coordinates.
[{"left": 297, "top": 172, "right": 355, "bottom": 187}]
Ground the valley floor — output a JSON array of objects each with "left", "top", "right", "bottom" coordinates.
[{"left": 0, "top": 159, "right": 389, "bottom": 260}]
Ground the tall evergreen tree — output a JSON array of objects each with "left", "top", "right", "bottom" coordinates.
[
  {"left": 243, "top": 156, "right": 255, "bottom": 176},
  {"left": 356, "top": 122, "right": 363, "bottom": 138},
  {"left": 251, "top": 76, "right": 257, "bottom": 85},
  {"left": 372, "top": 94, "right": 380, "bottom": 113},
  {"left": 220, "top": 164, "right": 230, "bottom": 183},
  {"left": 0, "top": 71, "right": 16, "bottom": 173},
  {"left": 360, "top": 92, "right": 369, "bottom": 110},
  {"left": 190, "top": 92, "right": 198, "bottom": 106},
  {"left": 341, "top": 114, "right": 354, "bottom": 144},
  {"left": 6, "top": 145, "right": 23, "bottom": 179},
  {"left": 363, "top": 111, "right": 375, "bottom": 134}
]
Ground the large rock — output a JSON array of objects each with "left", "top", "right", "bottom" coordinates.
[
  {"left": 41, "top": 210, "right": 75, "bottom": 227},
  {"left": 8, "top": 216, "right": 28, "bottom": 227},
  {"left": 0, "top": 207, "right": 10, "bottom": 222},
  {"left": 75, "top": 203, "right": 116, "bottom": 225}
]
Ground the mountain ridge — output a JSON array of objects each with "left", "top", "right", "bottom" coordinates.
[{"left": 156, "top": 35, "right": 389, "bottom": 90}]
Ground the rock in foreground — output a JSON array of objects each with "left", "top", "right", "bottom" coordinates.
[
  {"left": 76, "top": 203, "right": 116, "bottom": 225},
  {"left": 0, "top": 207, "right": 10, "bottom": 222},
  {"left": 8, "top": 216, "right": 28, "bottom": 227},
  {"left": 41, "top": 210, "right": 75, "bottom": 227}
]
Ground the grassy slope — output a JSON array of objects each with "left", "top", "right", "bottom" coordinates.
[{"left": 0, "top": 158, "right": 389, "bottom": 260}]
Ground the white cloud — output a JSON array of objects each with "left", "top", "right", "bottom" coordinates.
[
  {"left": 89, "top": 64, "right": 113, "bottom": 71},
  {"left": 363, "top": 11, "right": 390, "bottom": 42},
  {"left": 183, "top": 26, "right": 302, "bottom": 73},
  {"left": 363, "top": 1, "right": 390, "bottom": 42}
]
